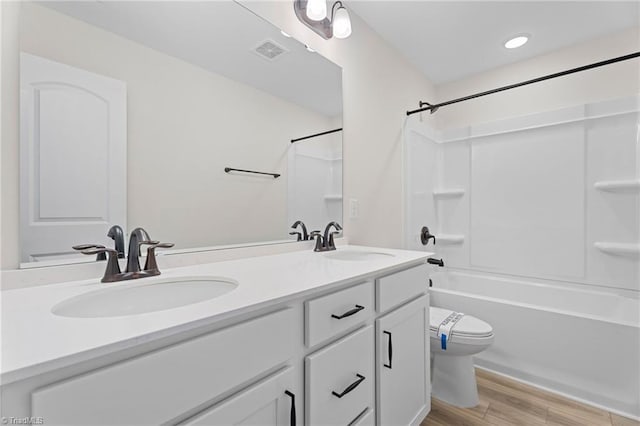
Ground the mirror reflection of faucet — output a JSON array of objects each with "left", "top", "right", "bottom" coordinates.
[
  {"left": 290, "top": 220, "right": 309, "bottom": 241},
  {"left": 107, "top": 225, "right": 126, "bottom": 258},
  {"left": 72, "top": 225, "right": 126, "bottom": 261}
]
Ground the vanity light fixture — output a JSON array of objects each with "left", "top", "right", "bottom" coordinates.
[
  {"left": 294, "top": 0, "right": 352, "bottom": 40},
  {"left": 306, "top": 0, "right": 327, "bottom": 21},
  {"left": 504, "top": 34, "right": 529, "bottom": 49}
]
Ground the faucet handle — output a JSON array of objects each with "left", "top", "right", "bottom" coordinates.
[
  {"left": 310, "top": 232, "right": 325, "bottom": 252},
  {"left": 138, "top": 240, "right": 160, "bottom": 249},
  {"left": 144, "top": 242, "right": 175, "bottom": 272},
  {"left": 73, "top": 244, "right": 107, "bottom": 261},
  {"left": 79, "top": 248, "right": 121, "bottom": 282},
  {"left": 328, "top": 230, "right": 341, "bottom": 249},
  {"left": 420, "top": 226, "right": 436, "bottom": 246},
  {"left": 289, "top": 231, "right": 302, "bottom": 242}
]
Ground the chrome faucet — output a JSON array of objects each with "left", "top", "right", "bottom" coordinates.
[{"left": 313, "top": 221, "right": 342, "bottom": 252}]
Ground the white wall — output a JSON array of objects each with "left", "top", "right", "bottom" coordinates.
[
  {"left": 1, "top": 1, "right": 21, "bottom": 269},
  {"left": 434, "top": 28, "right": 640, "bottom": 129},
  {"left": 16, "top": 3, "right": 338, "bottom": 252}
]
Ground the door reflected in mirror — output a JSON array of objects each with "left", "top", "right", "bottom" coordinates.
[{"left": 18, "top": 1, "right": 342, "bottom": 266}]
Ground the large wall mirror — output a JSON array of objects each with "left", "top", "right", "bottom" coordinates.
[{"left": 18, "top": 1, "right": 343, "bottom": 266}]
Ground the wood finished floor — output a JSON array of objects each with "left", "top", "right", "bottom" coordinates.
[{"left": 422, "top": 369, "right": 640, "bottom": 426}]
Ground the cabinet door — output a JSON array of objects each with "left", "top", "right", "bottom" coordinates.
[
  {"left": 306, "top": 326, "right": 374, "bottom": 426},
  {"left": 32, "top": 309, "right": 296, "bottom": 425},
  {"left": 376, "top": 295, "right": 430, "bottom": 426},
  {"left": 182, "top": 367, "right": 297, "bottom": 426}
]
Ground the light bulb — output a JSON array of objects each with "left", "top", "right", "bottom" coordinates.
[
  {"left": 306, "top": 0, "right": 327, "bottom": 21},
  {"left": 332, "top": 5, "right": 352, "bottom": 39},
  {"left": 504, "top": 35, "right": 529, "bottom": 49}
]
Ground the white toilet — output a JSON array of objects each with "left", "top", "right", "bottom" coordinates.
[{"left": 429, "top": 306, "right": 494, "bottom": 408}]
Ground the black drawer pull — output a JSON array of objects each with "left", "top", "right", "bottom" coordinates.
[
  {"left": 383, "top": 331, "right": 393, "bottom": 369},
  {"left": 331, "top": 374, "right": 365, "bottom": 398},
  {"left": 284, "top": 390, "right": 296, "bottom": 426},
  {"left": 331, "top": 305, "right": 365, "bottom": 319}
]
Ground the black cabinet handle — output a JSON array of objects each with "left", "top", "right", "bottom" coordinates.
[
  {"left": 331, "top": 305, "right": 365, "bottom": 319},
  {"left": 383, "top": 331, "right": 393, "bottom": 369},
  {"left": 331, "top": 374, "right": 365, "bottom": 398},
  {"left": 284, "top": 390, "right": 296, "bottom": 426}
]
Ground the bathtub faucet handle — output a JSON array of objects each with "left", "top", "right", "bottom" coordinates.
[{"left": 421, "top": 227, "right": 436, "bottom": 245}]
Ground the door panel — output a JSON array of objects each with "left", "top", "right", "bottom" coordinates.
[{"left": 20, "top": 53, "right": 126, "bottom": 263}]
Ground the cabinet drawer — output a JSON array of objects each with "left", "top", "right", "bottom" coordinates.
[
  {"left": 181, "top": 367, "right": 296, "bottom": 426},
  {"left": 305, "top": 281, "right": 373, "bottom": 347},
  {"left": 376, "top": 264, "right": 429, "bottom": 313},
  {"left": 305, "top": 326, "right": 374, "bottom": 426},
  {"left": 32, "top": 308, "right": 296, "bottom": 425}
]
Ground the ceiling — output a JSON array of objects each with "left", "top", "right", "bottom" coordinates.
[
  {"left": 38, "top": 1, "right": 343, "bottom": 117},
  {"left": 348, "top": 1, "right": 640, "bottom": 84}
]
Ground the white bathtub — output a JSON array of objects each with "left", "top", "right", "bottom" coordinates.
[{"left": 429, "top": 270, "right": 640, "bottom": 418}]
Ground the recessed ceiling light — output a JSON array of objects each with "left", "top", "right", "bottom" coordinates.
[
  {"left": 280, "top": 30, "right": 291, "bottom": 38},
  {"left": 504, "top": 35, "right": 529, "bottom": 49}
]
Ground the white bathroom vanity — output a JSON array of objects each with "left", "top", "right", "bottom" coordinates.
[{"left": 1, "top": 246, "right": 432, "bottom": 426}]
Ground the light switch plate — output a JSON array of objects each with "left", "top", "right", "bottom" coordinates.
[{"left": 349, "top": 198, "right": 359, "bottom": 219}]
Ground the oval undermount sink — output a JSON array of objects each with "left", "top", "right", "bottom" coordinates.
[
  {"left": 324, "top": 250, "right": 395, "bottom": 261},
  {"left": 52, "top": 277, "right": 238, "bottom": 318}
]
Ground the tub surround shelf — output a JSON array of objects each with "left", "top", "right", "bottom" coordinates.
[
  {"left": 593, "top": 180, "right": 640, "bottom": 193},
  {"left": 594, "top": 242, "right": 640, "bottom": 256},
  {"left": 433, "top": 189, "right": 465, "bottom": 198},
  {"left": 436, "top": 234, "right": 465, "bottom": 245},
  {"left": 324, "top": 194, "right": 342, "bottom": 201}
]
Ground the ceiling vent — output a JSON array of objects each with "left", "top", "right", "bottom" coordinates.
[{"left": 253, "top": 39, "right": 288, "bottom": 61}]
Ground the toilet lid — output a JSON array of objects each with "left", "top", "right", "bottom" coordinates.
[{"left": 429, "top": 307, "right": 493, "bottom": 338}]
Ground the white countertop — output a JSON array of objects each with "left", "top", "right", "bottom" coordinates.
[{"left": 1, "top": 245, "right": 430, "bottom": 384}]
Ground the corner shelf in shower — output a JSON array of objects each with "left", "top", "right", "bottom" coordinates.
[
  {"left": 433, "top": 189, "right": 465, "bottom": 198},
  {"left": 324, "top": 194, "right": 342, "bottom": 201},
  {"left": 593, "top": 180, "right": 640, "bottom": 193},
  {"left": 436, "top": 234, "right": 465, "bottom": 245},
  {"left": 594, "top": 242, "right": 640, "bottom": 256}
]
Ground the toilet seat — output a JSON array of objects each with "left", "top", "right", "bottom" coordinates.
[{"left": 429, "top": 307, "right": 493, "bottom": 345}]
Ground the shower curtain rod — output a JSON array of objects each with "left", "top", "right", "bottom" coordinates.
[
  {"left": 406, "top": 51, "right": 640, "bottom": 116},
  {"left": 291, "top": 128, "right": 343, "bottom": 143}
]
